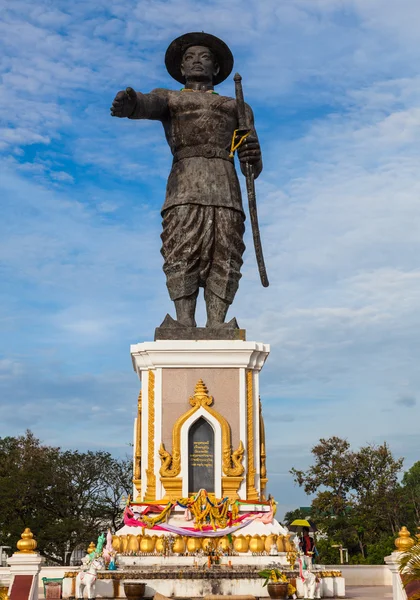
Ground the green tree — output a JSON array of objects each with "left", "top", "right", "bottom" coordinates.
[
  {"left": 0, "top": 431, "right": 132, "bottom": 564},
  {"left": 290, "top": 437, "right": 404, "bottom": 563},
  {"left": 402, "top": 461, "right": 420, "bottom": 527}
]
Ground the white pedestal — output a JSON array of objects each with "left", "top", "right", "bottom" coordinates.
[
  {"left": 130, "top": 340, "right": 270, "bottom": 503},
  {"left": 7, "top": 553, "right": 45, "bottom": 600},
  {"left": 385, "top": 552, "right": 407, "bottom": 600}
]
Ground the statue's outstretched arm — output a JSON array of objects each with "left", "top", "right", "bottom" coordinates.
[{"left": 110, "top": 87, "right": 169, "bottom": 121}]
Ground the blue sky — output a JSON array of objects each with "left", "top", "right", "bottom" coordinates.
[{"left": 1, "top": 0, "right": 420, "bottom": 517}]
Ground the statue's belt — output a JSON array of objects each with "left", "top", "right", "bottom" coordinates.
[{"left": 173, "top": 145, "right": 234, "bottom": 163}]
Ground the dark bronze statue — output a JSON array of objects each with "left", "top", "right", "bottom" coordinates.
[{"left": 111, "top": 32, "right": 263, "bottom": 332}]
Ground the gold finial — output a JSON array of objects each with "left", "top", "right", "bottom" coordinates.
[
  {"left": 16, "top": 528, "right": 37, "bottom": 553},
  {"left": 87, "top": 541, "right": 96, "bottom": 554},
  {"left": 137, "top": 390, "right": 142, "bottom": 410},
  {"left": 190, "top": 379, "right": 213, "bottom": 407},
  {"left": 194, "top": 379, "right": 209, "bottom": 398},
  {"left": 395, "top": 526, "right": 415, "bottom": 552}
]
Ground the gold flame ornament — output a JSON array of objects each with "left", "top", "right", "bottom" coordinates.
[{"left": 16, "top": 528, "right": 37, "bottom": 554}]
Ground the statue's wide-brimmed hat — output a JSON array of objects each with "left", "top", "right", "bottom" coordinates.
[{"left": 165, "top": 32, "right": 234, "bottom": 85}]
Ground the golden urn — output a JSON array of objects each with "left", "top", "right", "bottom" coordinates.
[
  {"left": 218, "top": 536, "right": 231, "bottom": 552},
  {"left": 16, "top": 528, "right": 37, "bottom": 554},
  {"left": 202, "top": 538, "right": 213, "bottom": 552},
  {"left": 395, "top": 527, "right": 415, "bottom": 552},
  {"left": 249, "top": 534, "right": 265, "bottom": 553},
  {"left": 233, "top": 535, "right": 249, "bottom": 553},
  {"left": 155, "top": 537, "right": 166, "bottom": 554},
  {"left": 119, "top": 535, "right": 128, "bottom": 553},
  {"left": 277, "top": 535, "right": 285, "bottom": 552},
  {"left": 140, "top": 535, "right": 155, "bottom": 553},
  {"left": 186, "top": 537, "right": 202, "bottom": 553},
  {"left": 284, "top": 534, "right": 294, "bottom": 552},
  {"left": 172, "top": 536, "right": 186, "bottom": 554},
  {"left": 127, "top": 534, "right": 139, "bottom": 553},
  {"left": 112, "top": 535, "right": 121, "bottom": 552},
  {"left": 265, "top": 534, "right": 278, "bottom": 553}
]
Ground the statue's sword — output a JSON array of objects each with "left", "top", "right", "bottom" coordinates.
[{"left": 232, "top": 73, "right": 269, "bottom": 287}]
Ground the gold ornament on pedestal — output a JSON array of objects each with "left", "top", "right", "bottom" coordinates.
[
  {"left": 233, "top": 535, "right": 249, "bottom": 553},
  {"left": 127, "top": 535, "right": 139, "bottom": 553},
  {"left": 186, "top": 537, "right": 202, "bottom": 553},
  {"left": 276, "top": 535, "right": 285, "bottom": 552},
  {"left": 172, "top": 536, "right": 186, "bottom": 554},
  {"left": 265, "top": 534, "right": 277, "bottom": 553},
  {"left": 218, "top": 536, "right": 231, "bottom": 552},
  {"left": 249, "top": 534, "right": 264, "bottom": 553},
  {"left": 16, "top": 528, "right": 37, "bottom": 554},
  {"left": 395, "top": 526, "right": 415, "bottom": 552},
  {"left": 87, "top": 541, "right": 96, "bottom": 554},
  {"left": 140, "top": 535, "right": 155, "bottom": 553}
]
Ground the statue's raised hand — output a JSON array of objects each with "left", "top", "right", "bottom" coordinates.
[{"left": 110, "top": 87, "right": 137, "bottom": 118}]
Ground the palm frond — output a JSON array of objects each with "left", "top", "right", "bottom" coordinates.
[{"left": 399, "top": 543, "right": 420, "bottom": 588}]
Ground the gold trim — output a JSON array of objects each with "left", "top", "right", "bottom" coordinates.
[
  {"left": 133, "top": 390, "right": 142, "bottom": 494},
  {"left": 259, "top": 397, "right": 268, "bottom": 500},
  {"left": 160, "top": 476, "right": 183, "bottom": 501},
  {"left": 144, "top": 371, "right": 156, "bottom": 501},
  {"left": 158, "top": 379, "right": 244, "bottom": 479},
  {"left": 246, "top": 370, "right": 259, "bottom": 500},
  {"left": 222, "top": 475, "right": 244, "bottom": 499}
]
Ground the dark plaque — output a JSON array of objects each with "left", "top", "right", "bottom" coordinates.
[{"left": 188, "top": 417, "right": 215, "bottom": 494}]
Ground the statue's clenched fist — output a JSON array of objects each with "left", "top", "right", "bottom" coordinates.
[
  {"left": 237, "top": 133, "right": 261, "bottom": 165},
  {"left": 110, "top": 87, "right": 137, "bottom": 118}
]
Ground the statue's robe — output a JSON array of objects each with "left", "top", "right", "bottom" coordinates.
[{"left": 129, "top": 89, "right": 262, "bottom": 303}]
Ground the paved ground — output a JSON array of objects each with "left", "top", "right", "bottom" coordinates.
[{"left": 346, "top": 585, "right": 393, "bottom": 598}]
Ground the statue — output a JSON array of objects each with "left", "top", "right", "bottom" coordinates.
[{"left": 111, "top": 32, "right": 263, "bottom": 331}]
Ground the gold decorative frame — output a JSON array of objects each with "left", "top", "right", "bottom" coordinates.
[
  {"left": 132, "top": 390, "right": 142, "bottom": 495},
  {"left": 259, "top": 397, "right": 268, "bottom": 500},
  {"left": 246, "top": 370, "right": 259, "bottom": 500},
  {"left": 144, "top": 370, "right": 156, "bottom": 501},
  {"left": 159, "top": 379, "right": 244, "bottom": 488}
]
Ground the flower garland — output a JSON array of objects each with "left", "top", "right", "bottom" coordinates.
[{"left": 124, "top": 490, "right": 274, "bottom": 534}]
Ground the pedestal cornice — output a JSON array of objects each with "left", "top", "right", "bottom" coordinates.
[{"left": 131, "top": 340, "right": 270, "bottom": 372}]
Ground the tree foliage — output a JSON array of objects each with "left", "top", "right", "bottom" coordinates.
[
  {"left": 290, "top": 436, "right": 416, "bottom": 564},
  {"left": 0, "top": 431, "right": 132, "bottom": 565}
]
